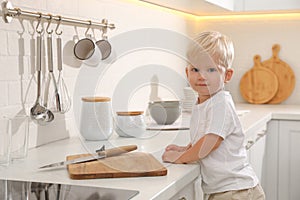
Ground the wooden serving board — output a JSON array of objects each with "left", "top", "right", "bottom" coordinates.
[
  {"left": 240, "top": 55, "right": 278, "bottom": 104},
  {"left": 262, "top": 44, "right": 296, "bottom": 104},
  {"left": 67, "top": 152, "right": 167, "bottom": 179}
]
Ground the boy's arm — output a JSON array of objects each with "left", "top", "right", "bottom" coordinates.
[
  {"left": 162, "top": 133, "right": 223, "bottom": 164},
  {"left": 177, "top": 133, "right": 223, "bottom": 163},
  {"left": 165, "top": 143, "right": 192, "bottom": 152}
]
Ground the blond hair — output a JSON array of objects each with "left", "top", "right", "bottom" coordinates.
[{"left": 187, "top": 31, "right": 234, "bottom": 69}]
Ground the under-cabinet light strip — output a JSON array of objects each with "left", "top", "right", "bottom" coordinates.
[{"left": 136, "top": 0, "right": 300, "bottom": 20}]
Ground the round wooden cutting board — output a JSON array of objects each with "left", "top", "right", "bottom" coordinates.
[
  {"left": 240, "top": 55, "right": 279, "bottom": 104},
  {"left": 262, "top": 44, "right": 296, "bottom": 104}
]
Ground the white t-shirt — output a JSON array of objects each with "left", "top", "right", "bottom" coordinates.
[{"left": 190, "top": 90, "right": 258, "bottom": 194}]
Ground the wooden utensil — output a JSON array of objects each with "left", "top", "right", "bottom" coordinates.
[
  {"left": 67, "top": 152, "right": 167, "bottom": 179},
  {"left": 262, "top": 44, "right": 296, "bottom": 104},
  {"left": 240, "top": 55, "right": 278, "bottom": 104}
]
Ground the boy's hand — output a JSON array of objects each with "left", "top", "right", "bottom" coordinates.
[{"left": 162, "top": 150, "right": 183, "bottom": 163}]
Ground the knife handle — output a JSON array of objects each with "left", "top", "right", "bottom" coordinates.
[{"left": 105, "top": 145, "right": 137, "bottom": 157}]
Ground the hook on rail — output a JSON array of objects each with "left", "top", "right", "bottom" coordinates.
[
  {"left": 84, "top": 20, "right": 92, "bottom": 37},
  {"left": 35, "top": 12, "right": 43, "bottom": 34},
  {"left": 101, "top": 19, "right": 108, "bottom": 40},
  {"left": 55, "top": 15, "right": 63, "bottom": 35},
  {"left": 46, "top": 14, "right": 53, "bottom": 34}
]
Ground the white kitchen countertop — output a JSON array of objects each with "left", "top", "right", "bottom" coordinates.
[
  {"left": 0, "top": 128, "right": 199, "bottom": 200},
  {"left": 236, "top": 104, "right": 300, "bottom": 138},
  {"left": 1, "top": 103, "right": 300, "bottom": 199}
]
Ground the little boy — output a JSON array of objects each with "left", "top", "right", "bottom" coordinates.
[{"left": 162, "top": 31, "right": 265, "bottom": 200}]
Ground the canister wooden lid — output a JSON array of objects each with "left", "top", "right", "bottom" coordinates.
[
  {"left": 81, "top": 97, "right": 111, "bottom": 102},
  {"left": 116, "top": 111, "right": 144, "bottom": 116}
]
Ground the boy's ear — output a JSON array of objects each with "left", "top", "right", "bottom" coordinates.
[
  {"left": 185, "top": 67, "right": 189, "bottom": 78},
  {"left": 224, "top": 68, "right": 234, "bottom": 83}
]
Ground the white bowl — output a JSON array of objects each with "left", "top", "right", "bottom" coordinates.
[{"left": 148, "top": 101, "right": 181, "bottom": 125}]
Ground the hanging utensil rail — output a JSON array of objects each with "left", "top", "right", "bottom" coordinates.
[{"left": 1, "top": 1, "right": 115, "bottom": 30}]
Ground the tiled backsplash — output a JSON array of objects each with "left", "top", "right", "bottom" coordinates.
[
  {"left": 1, "top": 0, "right": 300, "bottom": 148},
  {"left": 0, "top": 0, "right": 188, "bottom": 147}
]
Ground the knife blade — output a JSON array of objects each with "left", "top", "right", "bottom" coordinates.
[{"left": 39, "top": 145, "right": 137, "bottom": 169}]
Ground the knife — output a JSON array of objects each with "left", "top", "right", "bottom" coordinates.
[{"left": 39, "top": 145, "right": 137, "bottom": 169}]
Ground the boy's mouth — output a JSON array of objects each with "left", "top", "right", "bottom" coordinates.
[{"left": 196, "top": 83, "right": 208, "bottom": 86}]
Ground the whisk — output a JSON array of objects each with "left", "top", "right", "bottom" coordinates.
[{"left": 54, "top": 33, "right": 71, "bottom": 113}]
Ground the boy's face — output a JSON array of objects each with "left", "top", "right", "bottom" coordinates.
[{"left": 186, "top": 55, "right": 233, "bottom": 100}]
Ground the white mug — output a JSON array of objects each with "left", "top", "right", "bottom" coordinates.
[
  {"left": 80, "top": 97, "right": 113, "bottom": 140},
  {"left": 115, "top": 111, "right": 146, "bottom": 138},
  {"left": 73, "top": 35, "right": 101, "bottom": 66}
]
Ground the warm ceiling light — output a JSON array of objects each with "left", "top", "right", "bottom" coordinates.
[{"left": 197, "top": 12, "right": 300, "bottom": 20}]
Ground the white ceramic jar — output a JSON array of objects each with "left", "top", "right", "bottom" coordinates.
[
  {"left": 80, "top": 97, "right": 113, "bottom": 140},
  {"left": 115, "top": 111, "right": 146, "bottom": 138}
]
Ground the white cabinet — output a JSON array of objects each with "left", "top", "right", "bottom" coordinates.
[
  {"left": 242, "top": 0, "right": 300, "bottom": 11},
  {"left": 139, "top": 0, "right": 233, "bottom": 16},
  {"left": 170, "top": 178, "right": 203, "bottom": 200},
  {"left": 139, "top": 0, "right": 300, "bottom": 16},
  {"left": 262, "top": 120, "right": 300, "bottom": 200},
  {"left": 247, "top": 132, "right": 267, "bottom": 182},
  {"left": 278, "top": 120, "right": 300, "bottom": 200},
  {"left": 261, "top": 120, "right": 279, "bottom": 200},
  {"left": 209, "top": 0, "right": 300, "bottom": 12},
  {"left": 245, "top": 123, "right": 268, "bottom": 183}
]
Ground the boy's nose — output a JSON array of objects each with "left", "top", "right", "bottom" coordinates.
[{"left": 197, "top": 71, "right": 206, "bottom": 80}]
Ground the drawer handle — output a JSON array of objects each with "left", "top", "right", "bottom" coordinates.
[
  {"left": 246, "top": 140, "right": 254, "bottom": 150},
  {"left": 257, "top": 129, "right": 266, "bottom": 137},
  {"left": 246, "top": 129, "right": 267, "bottom": 150},
  {"left": 255, "top": 130, "right": 267, "bottom": 141},
  {"left": 179, "top": 198, "right": 187, "bottom": 200}
]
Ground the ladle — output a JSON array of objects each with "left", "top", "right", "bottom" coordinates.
[{"left": 30, "top": 31, "right": 54, "bottom": 125}]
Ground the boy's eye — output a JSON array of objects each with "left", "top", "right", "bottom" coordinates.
[
  {"left": 207, "top": 68, "right": 217, "bottom": 72},
  {"left": 191, "top": 67, "right": 199, "bottom": 72}
]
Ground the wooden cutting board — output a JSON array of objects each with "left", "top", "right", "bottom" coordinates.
[
  {"left": 240, "top": 55, "right": 279, "bottom": 104},
  {"left": 262, "top": 44, "right": 296, "bottom": 104},
  {"left": 67, "top": 152, "right": 167, "bottom": 179}
]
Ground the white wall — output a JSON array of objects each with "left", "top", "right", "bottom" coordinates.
[
  {"left": 0, "top": 0, "right": 189, "bottom": 147},
  {"left": 186, "top": 14, "right": 300, "bottom": 104},
  {"left": 2, "top": 1, "right": 300, "bottom": 148}
]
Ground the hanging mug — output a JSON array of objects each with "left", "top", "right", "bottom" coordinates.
[
  {"left": 73, "top": 34, "right": 102, "bottom": 66},
  {"left": 96, "top": 22, "right": 112, "bottom": 60}
]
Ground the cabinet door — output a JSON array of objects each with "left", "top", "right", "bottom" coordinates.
[
  {"left": 261, "top": 120, "right": 279, "bottom": 200},
  {"left": 278, "top": 120, "right": 300, "bottom": 200},
  {"left": 248, "top": 134, "right": 266, "bottom": 182},
  {"left": 169, "top": 181, "right": 195, "bottom": 200},
  {"left": 169, "top": 178, "right": 203, "bottom": 200}
]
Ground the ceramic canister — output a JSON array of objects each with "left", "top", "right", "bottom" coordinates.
[
  {"left": 80, "top": 97, "right": 113, "bottom": 140},
  {"left": 115, "top": 111, "right": 146, "bottom": 138}
]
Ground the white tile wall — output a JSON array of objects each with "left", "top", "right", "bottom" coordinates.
[
  {"left": 0, "top": 0, "right": 188, "bottom": 147},
  {"left": 0, "top": 30, "right": 8, "bottom": 55},
  {"left": 0, "top": 81, "right": 8, "bottom": 106},
  {"left": 2, "top": 0, "right": 300, "bottom": 148}
]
